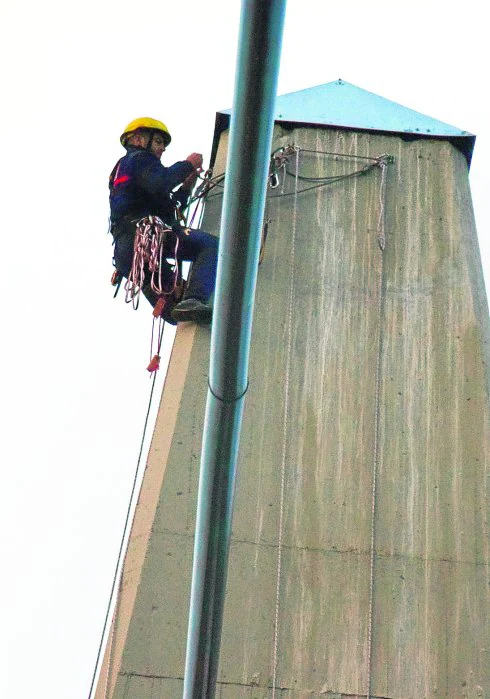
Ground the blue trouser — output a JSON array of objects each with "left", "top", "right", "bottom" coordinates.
[{"left": 113, "top": 219, "right": 218, "bottom": 304}]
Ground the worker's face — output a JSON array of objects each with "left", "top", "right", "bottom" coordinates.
[{"left": 150, "top": 134, "right": 166, "bottom": 160}]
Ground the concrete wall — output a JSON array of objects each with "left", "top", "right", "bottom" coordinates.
[{"left": 96, "top": 125, "right": 490, "bottom": 698}]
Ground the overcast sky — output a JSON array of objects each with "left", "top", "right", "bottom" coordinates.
[{"left": 1, "top": 1, "right": 489, "bottom": 697}]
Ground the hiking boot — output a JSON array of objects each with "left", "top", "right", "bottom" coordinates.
[
  {"left": 162, "top": 305, "right": 178, "bottom": 325},
  {"left": 171, "top": 298, "right": 212, "bottom": 324}
]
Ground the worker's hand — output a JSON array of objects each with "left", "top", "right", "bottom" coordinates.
[{"left": 186, "top": 152, "right": 203, "bottom": 171}]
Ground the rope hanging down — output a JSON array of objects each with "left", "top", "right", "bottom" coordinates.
[
  {"left": 86, "top": 354, "right": 163, "bottom": 699},
  {"left": 266, "top": 145, "right": 392, "bottom": 697},
  {"left": 271, "top": 146, "right": 300, "bottom": 699},
  {"left": 366, "top": 151, "right": 390, "bottom": 699}
]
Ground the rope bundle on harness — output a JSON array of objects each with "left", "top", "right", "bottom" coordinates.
[
  {"left": 122, "top": 216, "right": 181, "bottom": 373},
  {"left": 124, "top": 216, "right": 179, "bottom": 309}
]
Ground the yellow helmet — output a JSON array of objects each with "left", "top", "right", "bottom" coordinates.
[{"left": 120, "top": 117, "right": 172, "bottom": 147}]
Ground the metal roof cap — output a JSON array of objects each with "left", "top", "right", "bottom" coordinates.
[{"left": 211, "top": 79, "right": 475, "bottom": 167}]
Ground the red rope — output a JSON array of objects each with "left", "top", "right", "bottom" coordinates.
[{"left": 147, "top": 315, "right": 164, "bottom": 374}]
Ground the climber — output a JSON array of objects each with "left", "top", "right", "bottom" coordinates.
[{"left": 109, "top": 117, "right": 218, "bottom": 324}]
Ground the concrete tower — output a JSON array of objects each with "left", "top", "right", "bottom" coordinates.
[{"left": 96, "top": 81, "right": 489, "bottom": 698}]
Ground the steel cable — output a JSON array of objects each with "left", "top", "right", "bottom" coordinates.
[
  {"left": 271, "top": 146, "right": 300, "bottom": 698},
  {"left": 366, "top": 159, "right": 389, "bottom": 699},
  {"left": 86, "top": 326, "right": 164, "bottom": 699}
]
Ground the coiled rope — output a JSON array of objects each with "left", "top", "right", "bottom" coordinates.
[{"left": 124, "top": 216, "right": 179, "bottom": 309}]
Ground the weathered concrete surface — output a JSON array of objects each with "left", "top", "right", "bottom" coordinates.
[{"left": 96, "top": 125, "right": 490, "bottom": 699}]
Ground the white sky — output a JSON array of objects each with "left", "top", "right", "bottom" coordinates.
[{"left": 1, "top": 1, "right": 488, "bottom": 697}]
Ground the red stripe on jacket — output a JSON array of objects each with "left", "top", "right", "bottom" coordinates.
[{"left": 114, "top": 175, "right": 130, "bottom": 187}]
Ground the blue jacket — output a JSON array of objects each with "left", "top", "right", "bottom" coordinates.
[{"left": 109, "top": 146, "right": 195, "bottom": 225}]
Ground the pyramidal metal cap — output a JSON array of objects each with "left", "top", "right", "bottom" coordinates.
[
  {"left": 274, "top": 79, "right": 472, "bottom": 136},
  {"left": 212, "top": 79, "right": 475, "bottom": 166}
]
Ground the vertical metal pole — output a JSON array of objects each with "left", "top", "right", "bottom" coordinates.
[{"left": 182, "top": 1, "right": 287, "bottom": 697}]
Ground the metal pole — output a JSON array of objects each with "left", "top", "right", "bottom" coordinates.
[{"left": 182, "top": 1, "right": 287, "bottom": 696}]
